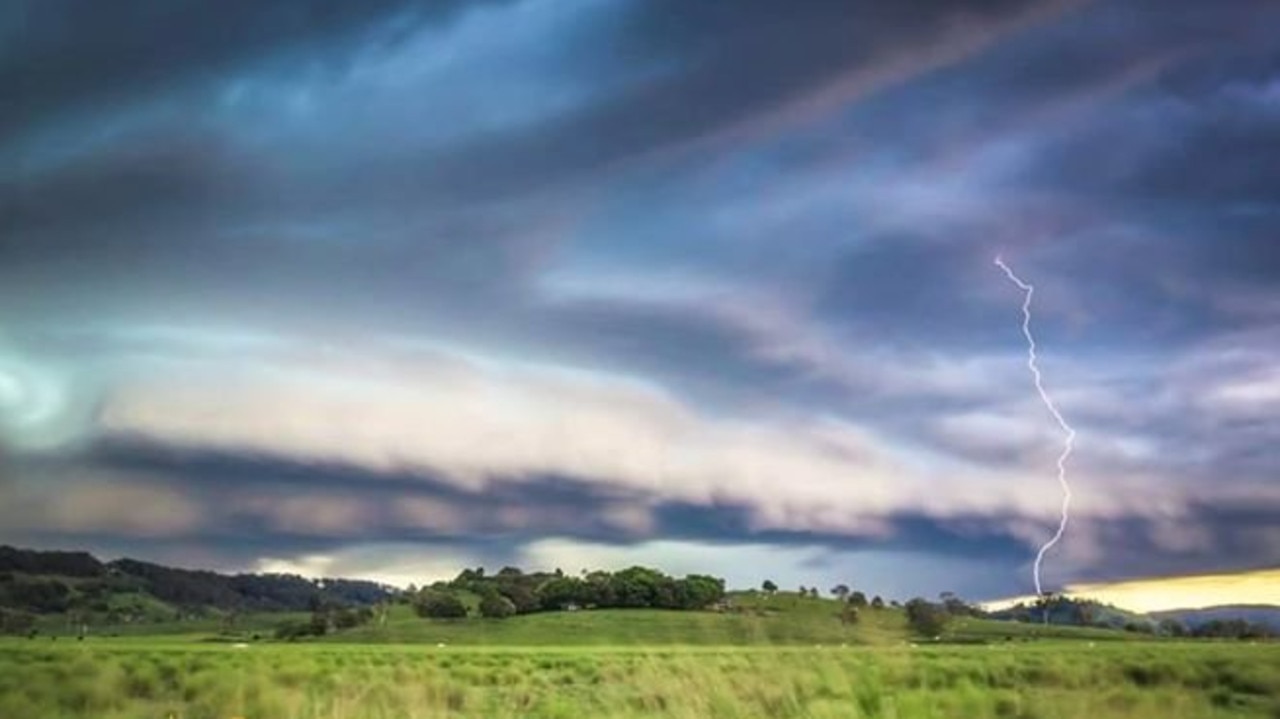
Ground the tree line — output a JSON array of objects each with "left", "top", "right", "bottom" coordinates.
[
  {"left": 411, "top": 566, "right": 727, "bottom": 619},
  {"left": 0, "top": 546, "right": 396, "bottom": 621}
]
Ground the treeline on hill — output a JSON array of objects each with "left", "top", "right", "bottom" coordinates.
[
  {"left": 992, "top": 594, "right": 1278, "bottom": 640},
  {"left": 0, "top": 546, "right": 395, "bottom": 633},
  {"left": 412, "top": 566, "right": 727, "bottom": 619},
  {"left": 271, "top": 566, "right": 728, "bottom": 640}
]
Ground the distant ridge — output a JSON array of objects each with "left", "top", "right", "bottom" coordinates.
[
  {"left": 0, "top": 544, "right": 396, "bottom": 619},
  {"left": 1152, "top": 604, "right": 1280, "bottom": 631}
]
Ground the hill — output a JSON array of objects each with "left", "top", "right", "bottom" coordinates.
[
  {"left": 985, "top": 595, "right": 1155, "bottom": 630},
  {"left": 1153, "top": 605, "right": 1280, "bottom": 632},
  {"left": 0, "top": 545, "right": 1155, "bottom": 647},
  {"left": 0, "top": 545, "right": 395, "bottom": 628}
]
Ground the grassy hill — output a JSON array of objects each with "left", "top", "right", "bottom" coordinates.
[
  {"left": 1154, "top": 605, "right": 1280, "bottom": 632},
  {"left": 316, "top": 591, "right": 1135, "bottom": 647},
  {"left": 2, "top": 544, "right": 1157, "bottom": 648},
  {"left": 10, "top": 588, "right": 1141, "bottom": 647}
]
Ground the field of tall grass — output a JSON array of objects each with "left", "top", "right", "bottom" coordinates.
[{"left": 1, "top": 639, "right": 1276, "bottom": 718}]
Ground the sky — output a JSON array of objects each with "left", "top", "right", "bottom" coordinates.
[{"left": 2, "top": 0, "right": 1279, "bottom": 610}]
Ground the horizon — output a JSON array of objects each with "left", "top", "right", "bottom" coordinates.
[
  {"left": 3, "top": 0, "right": 1278, "bottom": 609},
  {"left": 10, "top": 541, "right": 1279, "bottom": 617}
]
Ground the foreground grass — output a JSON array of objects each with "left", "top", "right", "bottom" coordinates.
[{"left": 1, "top": 640, "right": 1276, "bottom": 718}]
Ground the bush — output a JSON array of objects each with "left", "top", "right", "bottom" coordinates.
[
  {"left": 479, "top": 594, "right": 517, "bottom": 619},
  {"left": 333, "top": 608, "right": 361, "bottom": 629},
  {"left": 415, "top": 591, "right": 468, "bottom": 619},
  {"left": 0, "top": 608, "right": 36, "bottom": 635},
  {"left": 496, "top": 583, "right": 539, "bottom": 614},
  {"left": 273, "top": 620, "right": 319, "bottom": 641},
  {"left": 905, "top": 598, "right": 949, "bottom": 637}
]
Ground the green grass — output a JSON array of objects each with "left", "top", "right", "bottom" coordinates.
[
  {"left": 0, "top": 639, "right": 1276, "bottom": 718},
  {"left": 34, "top": 611, "right": 310, "bottom": 641},
  {"left": 328, "top": 600, "right": 901, "bottom": 646},
  {"left": 7, "top": 594, "right": 1276, "bottom": 717},
  {"left": 319, "top": 594, "right": 1138, "bottom": 647},
  {"left": 27, "top": 592, "right": 1136, "bottom": 647}
]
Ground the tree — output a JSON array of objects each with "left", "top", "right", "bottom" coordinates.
[
  {"left": 849, "top": 591, "right": 868, "bottom": 608},
  {"left": 0, "top": 608, "right": 36, "bottom": 635},
  {"left": 939, "top": 591, "right": 972, "bottom": 616},
  {"left": 1077, "top": 602, "right": 1096, "bottom": 626},
  {"left": 2, "top": 578, "right": 72, "bottom": 613},
  {"left": 333, "top": 608, "right": 361, "bottom": 630},
  {"left": 809, "top": 588, "right": 819, "bottom": 599},
  {"left": 905, "top": 598, "right": 949, "bottom": 637},
  {"left": 479, "top": 594, "right": 517, "bottom": 619},
  {"left": 799, "top": 585, "right": 807, "bottom": 596},
  {"left": 870, "top": 595, "right": 885, "bottom": 610},
  {"left": 830, "top": 585, "right": 850, "bottom": 602},
  {"left": 840, "top": 604, "right": 860, "bottom": 626},
  {"left": 414, "top": 591, "right": 468, "bottom": 619},
  {"left": 676, "top": 575, "right": 726, "bottom": 610},
  {"left": 308, "top": 611, "right": 330, "bottom": 636},
  {"left": 582, "top": 571, "right": 616, "bottom": 608},
  {"left": 496, "top": 582, "right": 539, "bottom": 614},
  {"left": 452, "top": 567, "right": 486, "bottom": 588},
  {"left": 1033, "top": 592, "right": 1064, "bottom": 624},
  {"left": 762, "top": 580, "right": 778, "bottom": 594},
  {"left": 537, "top": 576, "right": 587, "bottom": 610},
  {"left": 610, "top": 566, "right": 666, "bottom": 608},
  {"left": 274, "top": 619, "right": 319, "bottom": 640},
  {"left": 1157, "top": 618, "right": 1186, "bottom": 638}
]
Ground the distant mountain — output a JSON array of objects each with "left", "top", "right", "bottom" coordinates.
[
  {"left": 1152, "top": 605, "right": 1280, "bottom": 631},
  {"left": 981, "top": 595, "right": 1280, "bottom": 640},
  {"left": 985, "top": 596, "right": 1153, "bottom": 630},
  {"left": 0, "top": 545, "right": 397, "bottom": 623}
]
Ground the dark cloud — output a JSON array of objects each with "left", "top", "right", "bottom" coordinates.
[
  {"left": 5, "top": 436, "right": 1278, "bottom": 598},
  {"left": 810, "top": 237, "right": 1006, "bottom": 349},
  {"left": 3, "top": 0, "right": 1279, "bottom": 596},
  {"left": 2, "top": 0, "right": 511, "bottom": 141}
]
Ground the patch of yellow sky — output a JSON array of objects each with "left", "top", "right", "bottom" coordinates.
[{"left": 983, "top": 568, "right": 1280, "bottom": 613}]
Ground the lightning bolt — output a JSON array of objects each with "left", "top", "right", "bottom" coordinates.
[{"left": 994, "top": 256, "right": 1076, "bottom": 604}]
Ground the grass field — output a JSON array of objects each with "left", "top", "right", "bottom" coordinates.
[
  {"left": 2, "top": 639, "right": 1278, "bottom": 718},
  {"left": 320, "top": 595, "right": 1141, "bottom": 647},
  {"left": 3, "top": 595, "right": 1277, "bottom": 718}
]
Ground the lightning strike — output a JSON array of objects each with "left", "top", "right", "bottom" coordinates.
[{"left": 994, "top": 256, "right": 1077, "bottom": 606}]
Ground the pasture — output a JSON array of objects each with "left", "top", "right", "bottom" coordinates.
[
  {"left": 1, "top": 638, "right": 1277, "bottom": 718},
  {"left": 4, "top": 596, "right": 1277, "bottom": 718}
]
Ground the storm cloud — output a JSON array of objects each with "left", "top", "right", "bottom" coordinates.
[{"left": 3, "top": 0, "right": 1278, "bottom": 600}]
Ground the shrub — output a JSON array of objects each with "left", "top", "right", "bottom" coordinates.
[
  {"left": 333, "top": 608, "right": 361, "bottom": 629},
  {"left": 415, "top": 591, "right": 468, "bottom": 619},
  {"left": 479, "top": 594, "right": 517, "bottom": 619},
  {"left": 273, "top": 620, "right": 316, "bottom": 641},
  {"left": 0, "top": 608, "right": 37, "bottom": 635},
  {"left": 905, "top": 598, "right": 949, "bottom": 637}
]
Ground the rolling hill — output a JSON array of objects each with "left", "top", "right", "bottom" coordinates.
[
  {"left": 1153, "top": 604, "right": 1280, "bottom": 631},
  {"left": 0, "top": 545, "right": 395, "bottom": 625}
]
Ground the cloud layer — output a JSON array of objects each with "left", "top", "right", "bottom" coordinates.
[{"left": 3, "top": 0, "right": 1279, "bottom": 599}]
